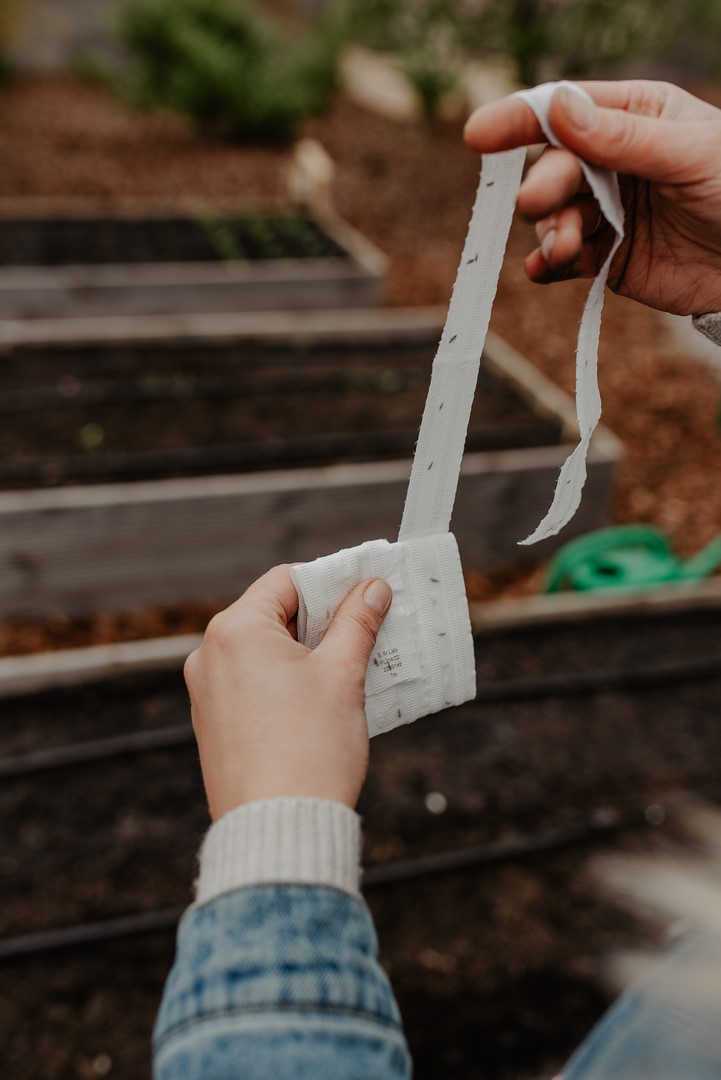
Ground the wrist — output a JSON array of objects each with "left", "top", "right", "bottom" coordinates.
[
  {"left": 208, "top": 775, "right": 362, "bottom": 821},
  {"left": 204, "top": 740, "right": 367, "bottom": 821}
]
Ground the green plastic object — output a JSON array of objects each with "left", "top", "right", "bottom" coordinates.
[{"left": 545, "top": 525, "right": 721, "bottom": 594}]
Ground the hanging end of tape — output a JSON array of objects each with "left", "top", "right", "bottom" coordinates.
[{"left": 518, "top": 443, "right": 588, "bottom": 546}]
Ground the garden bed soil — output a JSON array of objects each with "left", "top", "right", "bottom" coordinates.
[
  {"left": 0, "top": 337, "right": 557, "bottom": 488},
  {"left": 3, "top": 608, "right": 721, "bottom": 1079},
  {"left": 0, "top": 211, "right": 346, "bottom": 266}
]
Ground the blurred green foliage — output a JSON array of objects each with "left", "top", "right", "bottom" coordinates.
[
  {"left": 401, "top": 46, "right": 459, "bottom": 120},
  {"left": 120, "top": 0, "right": 346, "bottom": 143},
  {"left": 486, "top": 0, "right": 674, "bottom": 86},
  {"left": 350, "top": 0, "right": 721, "bottom": 87}
]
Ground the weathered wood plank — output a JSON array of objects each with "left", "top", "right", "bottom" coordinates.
[
  {"left": 0, "top": 444, "right": 616, "bottom": 618},
  {"left": 470, "top": 578, "right": 721, "bottom": 634},
  {"left": 0, "top": 261, "right": 384, "bottom": 319},
  {"left": 5, "top": 575, "right": 721, "bottom": 700},
  {"left": 0, "top": 634, "right": 201, "bottom": 700},
  {"left": 0, "top": 306, "right": 446, "bottom": 351}
]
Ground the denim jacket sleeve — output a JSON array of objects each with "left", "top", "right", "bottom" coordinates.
[{"left": 153, "top": 884, "right": 412, "bottom": 1080}]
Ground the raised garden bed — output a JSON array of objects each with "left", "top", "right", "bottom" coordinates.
[
  {"left": 0, "top": 310, "right": 620, "bottom": 619},
  {"left": 3, "top": 607, "right": 721, "bottom": 1078},
  {"left": 0, "top": 208, "right": 387, "bottom": 318}
]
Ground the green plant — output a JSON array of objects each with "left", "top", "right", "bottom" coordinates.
[
  {"left": 196, "top": 211, "right": 243, "bottom": 261},
  {"left": 401, "top": 46, "right": 459, "bottom": 122},
  {"left": 121, "top": 0, "right": 345, "bottom": 143}
]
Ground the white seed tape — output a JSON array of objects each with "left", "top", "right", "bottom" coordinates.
[
  {"left": 397, "top": 147, "right": 524, "bottom": 541},
  {"left": 292, "top": 81, "right": 624, "bottom": 737}
]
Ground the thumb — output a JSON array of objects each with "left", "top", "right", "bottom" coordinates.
[
  {"left": 317, "top": 578, "right": 392, "bottom": 675},
  {"left": 549, "top": 85, "right": 697, "bottom": 184}
]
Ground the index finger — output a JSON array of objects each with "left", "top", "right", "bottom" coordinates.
[
  {"left": 463, "top": 80, "right": 689, "bottom": 155},
  {"left": 224, "top": 564, "right": 300, "bottom": 628}
]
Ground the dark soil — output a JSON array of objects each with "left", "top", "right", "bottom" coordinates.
[
  {"left": 0, "top": 212, "right": 345, "bottom": 266},
  {"left": 0, "top": 338, "right": 557, "bottom": 488},
  {"left": 3, "top": 609, "right": 721, "bottom": 1079}
]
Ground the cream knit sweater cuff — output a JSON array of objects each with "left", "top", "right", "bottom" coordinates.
[
  {"left": 195, "top": 797, "right": 362, "bottom": 904},
  {"left": 693, "top": 312, "right": 721, "bottom": 347}
]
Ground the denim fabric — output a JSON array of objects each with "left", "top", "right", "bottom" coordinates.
[
  {"left": 153, "top": 884, "right": 411, "bottom": 1079},
  {"left": 563, "top": 935, "right": 721, "bottom": 1080}
]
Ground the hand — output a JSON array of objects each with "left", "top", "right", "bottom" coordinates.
[
  {"left": 184, "top": 565, "right": 393, "bottom": 820},
  {"left": 464, "top": 80, "right": 721, "bottom": 316}
]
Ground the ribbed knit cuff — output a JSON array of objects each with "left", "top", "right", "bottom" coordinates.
[
  {"left": 195, "top": 797, "right": 362, "bottom": 904},
  {"left": 692, "top": 312, "right": 721, "bottom": 347}
]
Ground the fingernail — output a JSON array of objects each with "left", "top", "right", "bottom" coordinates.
[
  {"left": 541, "top": 229, "right": 557, "bottom": 263},
  {"left": 363, "top": 578, "right": 392, "bottom": 616},
  {"left": 557, "top": 85, "right": 596, "bottom": 131}
]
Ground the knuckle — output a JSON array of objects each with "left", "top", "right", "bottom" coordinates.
[
  {"left": 203, "top": 610, "right": 234, "bottom": 649},
  {"left": 626, "top": 80, "right": 671, "bottom": 118},
  {"left": 183, "top": 647, "right": 199, "bottom": 689},
  {"left": 603, "top": 112, "right": 640, "bottom": 159}
]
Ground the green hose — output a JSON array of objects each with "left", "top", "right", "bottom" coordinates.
[{"left": 545, "top": 525, "right": 721, "bottom": 593}]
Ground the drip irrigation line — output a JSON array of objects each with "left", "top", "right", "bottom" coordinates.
[
  {"left": 362, "top": 809, "right": 621, "bottom": 888},
  {"left": 0, "top": 907, "right": 186, "bottom": 962},
  {"left": 0, "top": 724, "right": 194, "bottom": 781},
  {"left": 4, "top": 791, "right": 713, "bottom": 963},
  {"left": 472, "top": 652, "right": 721, "bottom": 704},
  {"left": 0, "top": 810, "right": 624, "bottom": 961},
  {"left": 2, "top": 650, "right": 721, "bottom": 782}
]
